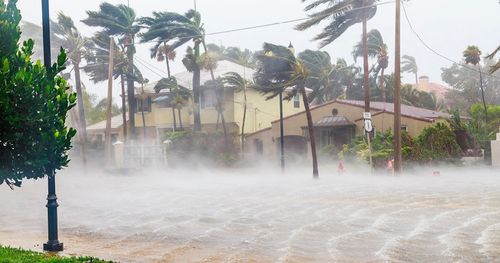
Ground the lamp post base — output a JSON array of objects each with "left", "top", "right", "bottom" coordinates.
[{"left": 43, "top": 241, "right": 63, "bottom": 252}]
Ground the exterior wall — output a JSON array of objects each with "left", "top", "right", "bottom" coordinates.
[
  {"left": 492, "top": 132, "right": 500, "bottom": 167},
  {"left": 233, "top": 89, "right": 305, "bottom": 134},
  {"left": 247, "top": 101, "right": 448, "bottom": 160},
  {"left": 134, "top": 103, "right": 191, "bottom": 130},
  {"left": 199, "top": 91, "right": 235, "bottom": 125},
  {"left": 245, "top": 128, "right": 275, "bottom": 159},
  {"left": 269, "top": 101, "right": 365, "bottom": 139},
  {"left": 366, "top": 113, "right": 436, "bottom": 137}
]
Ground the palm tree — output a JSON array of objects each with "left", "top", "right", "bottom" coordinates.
[
  {"left": 352, "top": 29, "right": 388, "bottom": 102},
  {"left": 201, "top": 78, "right": 229, "bottom": 142},
  {"left": 139, "top": 11, "right": 192, "bottom": 131},
  {"left": 153, "top": 77, "right": 183, "bottom": 131},
  {"left": 298, "top": 49, "right": 343, "bottom": 104},
  {"left": 83, "top": 31, "right": 132, "bottom": 140},
  {"left": 83, "top": 2, "right": 141, "bottom": 138},
  {"left": 463, "top": 45, "right": 488, "bottom": 121},
  {"left": 401, "top": 54, "right": 418, "bottom": 85},
  {"left": 52, "top": 12, "right": 91, "bottom": 144},
  {"left": 132, "top": 69, "right": 149, "bottom": 140},
  {"left": 296, "top": 0, "right": 378, "bottom": 112},
  {"left": 254, "top": 43, "right": 319, "bottom": 178},
  {"left": 223, "top": 72, "right": 254, "bottom": 152},
  {"left": 486, "top": 45, "right": 500, "bottom": 74}
]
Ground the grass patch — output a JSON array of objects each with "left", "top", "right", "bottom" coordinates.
[{"left": 0, "top": 246, "right": 112, "bottom": 263}]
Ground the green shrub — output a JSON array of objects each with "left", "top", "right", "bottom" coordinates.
[{"left": 416, "top": 122, "right": 462, "bottom": 163}]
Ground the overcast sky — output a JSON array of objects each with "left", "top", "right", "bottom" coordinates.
[{"left": 17, "top": 0, "right": 500, "bottom": 100}]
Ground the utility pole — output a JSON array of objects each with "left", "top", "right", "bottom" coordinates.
[
  {"left": 393, "top": 0, "right": 402, "bottom": 173},
  {"left": 42, "top": 0, "right": 63, "bottom": 252},
  {"left": 363, "top": 17, "right": 370, "bottom": 112},
  {"left": 105, "top": 38, "right": 115, "bottom": 164}
]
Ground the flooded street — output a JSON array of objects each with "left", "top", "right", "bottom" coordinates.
[{"left": 1, "top": 167, "right": 500, "bottom": 262}]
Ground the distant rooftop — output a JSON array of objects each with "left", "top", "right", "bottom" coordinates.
[{"left": 142, "top": 60, "right": 256, "bottom": 93}]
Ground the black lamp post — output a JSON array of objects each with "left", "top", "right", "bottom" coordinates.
[{"left": 42, "top": 0, "right": 63, "bottom": 252}]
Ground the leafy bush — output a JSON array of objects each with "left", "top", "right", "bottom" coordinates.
[
  {"left": 0, "top": 1, "right": 76, "bottom": 187},
  {"left": 339, "top": 123, "right": 463, "bottom": 167},
  {"left": 416, "top": 122, "right": 462, "bottom": 163}
]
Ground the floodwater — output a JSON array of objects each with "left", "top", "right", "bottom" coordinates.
[{"left": 1, "top": 165, "right": 500, "bottom": 262}]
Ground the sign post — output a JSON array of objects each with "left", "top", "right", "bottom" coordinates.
[{"left": 363, "top": 112, "right": 373, "bottom": 173}]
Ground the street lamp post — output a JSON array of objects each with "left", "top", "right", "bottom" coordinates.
[{"left": 42, "top": 0, "right": 63, "bottom": 252}]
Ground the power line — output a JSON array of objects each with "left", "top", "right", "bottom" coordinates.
[
  {"left": 135, "top": 1, "right": 395, "bottom": 46},
  {"left": 401, "top": 2, "right": 500, "bottom": 81},
  {"left": 134, "top": 56, "right": 165, "bottom": 78},
  {"left": 135, "top": 55, "right": 168, "bottom": 76}
]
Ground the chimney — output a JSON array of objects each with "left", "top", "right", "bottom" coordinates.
[{"left": 418, "top": 75, "right": 430, "bottom": 92}]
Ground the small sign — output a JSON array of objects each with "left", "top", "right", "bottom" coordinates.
[
  {"left": 363, "top": 112, "right": 371, "bottom": 120},
  {"left": 364, "top": 119, "right": 373, "bottom": 133}
]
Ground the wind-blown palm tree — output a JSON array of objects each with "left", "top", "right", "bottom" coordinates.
[
  {"left": 296, "top": 0, "right": 377, "bottom": 112},
  {"left": 254, "top": 43, "right": 319, "bottom": 178},
  {"left": 486, "top": 45, "right": 500, "bottom": 74},
  {"left": 52, "top": 12, "right": 91, "bottom": 143},
  {"left": 83, "top": 31, "right": 133, "bottom": 140},
  {"left": 352, "top": 29, "right": 388, "bottom": 102},
  {"left": 139, "top": 11, "right": 192, "bottom": 130},
  {"left": 401, "top": 54, "right": 418, "bottom": 85},
  {"left": 223, "top": 72, "right": 254, "bottom": 152},
  {"left": 463, "top": 45, "right": 488, "bottom": 121},
  {"left": 83, "top": 2, "right": 141, "bottom": 138}
]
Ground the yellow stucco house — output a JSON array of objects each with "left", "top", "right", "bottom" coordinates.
[
  {"left": 128, "top": 59, "right": 306, "bottom": 142},
  {"left": 245, "top": 99, "right": 454, "bottom": 161}
]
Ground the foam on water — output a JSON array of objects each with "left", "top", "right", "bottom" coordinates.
[{"left": 0, "top": 166, "right": 499, "bottom": 262}]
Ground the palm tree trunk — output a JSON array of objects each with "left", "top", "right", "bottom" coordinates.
[
  {"left": 415, "top": 72, "right": 418, "bottom": 86},
  {"left": 73, "top": 63, "right": 87, "bottom": 143},
  {"left": 478, "top": 66, "right": 488, "bottom": 122},
  {"left": 126, "top": 37, "right": 136, "bottom": 139},
  {"left": 193, "top": 42, "right": 202, "bottom": 132},
  {"left": 141, "top": 85, "right": 146, "bottom": 141},
  {"left": 178, "top": 108, "right": 183, "bottom": 129},
  {"left": 120, "top": 74, "right": 127, "bottom": 141},
  {"left": 362, "top": 18, "right": 370, "bottom": 112},
  {"left": 241, "top": 90, "right": 247, "bottom": 153},
  {"left": 164, "top": 42, "right": 177, "bottom": 131},
  {"left": 380, "top": 67, "right": 386, "bottom": 103},
  {"left": 300, "top": 82, "right": 318, "bottom": 178},
  {"left": 73, "top": 63, "right": 87, "bottom": 167}
]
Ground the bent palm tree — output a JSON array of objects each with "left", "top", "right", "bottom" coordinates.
[
  {"left": 52, "top": 12, "right": 91, "bottom": 144},
  {"left": 296, "top": 0, "right": 377, "bottom": 112},
  {"left": 352, "top": 29, "right": 388, "bottom": 102},
  {"left": 83, "top": 2, "right": 141, "bottom": 138},
  {"left": 486, "top": 45, "right": 500, "bottom": 74},
  {"left": 254, "top": 43, "right": 319, "bottom": 178},
  {"left": 83, "top": 31, "right": 133, "bottom": 140},
  {"left": 223, "top": 72, "right": 254, "bottom": 152},
  {"left": 463, "top": 45, "right": 488, "bottom": 121},
  {"left": 401, "top": 54, "right": 418, "bottom": 85}
]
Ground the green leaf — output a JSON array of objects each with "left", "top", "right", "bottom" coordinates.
[{"left": 2, "top": 59, "right": 9, "bottom": 73}]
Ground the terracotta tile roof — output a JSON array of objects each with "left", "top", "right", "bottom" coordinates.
[
  {"left": 314, "top": 116, "right": 356, "bottom": 127},
  {"left": 271, "top": 99, "right": 451, "bottom": 124},
  {"left": 87, "top": 114, "right": 127, "bottom": 131}
]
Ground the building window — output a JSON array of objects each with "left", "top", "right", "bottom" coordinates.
[
  {"left": 136, "top": 97, "right": 152, "bottom": 113},
  {"left": 201, "top": 89, "right": 217, "bottom": 109},
  {"left": 401, "top": 125, "right": 408, "bottom": 132},
  {"left": 294, "top": 93, "right": 300, "bottom": 108}
]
